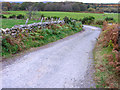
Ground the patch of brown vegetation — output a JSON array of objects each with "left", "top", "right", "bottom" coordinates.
[
  {"left": 102, "top": 21, "right": 120, "bottom": 73},
  {"left": 94, "top": 22, "right": 120, "bottom": 88},
  {"left": 2, "top": 12, "right": 11, "bottom": 14}
]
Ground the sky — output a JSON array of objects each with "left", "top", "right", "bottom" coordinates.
[{"left": 1, "top": 0, "right": 120, "bottom": 3}]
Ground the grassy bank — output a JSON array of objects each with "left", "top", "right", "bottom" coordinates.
[
  {"left": 2, "top": 22, "right": 83, "bottom": 58},
  {"left": 93, "top": 22, "right": 119, "bottom": 88}
]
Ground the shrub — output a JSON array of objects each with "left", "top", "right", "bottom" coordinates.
[
  {"left": 69, "top": 18, "right": 79, "bottom": 21},
  {"left": 89, "top": 16, "right": 95, "bottom": 20},
  {"left": 51, "top": 16, "right": 60, "bottom": 20},
  {"left": 105, "top": 17, "right": 114, "bottom": 21},
  {"left": 9, "top": 15, "right": 16, "bottom": 19},
  {"left": 57, "top": 17, "right": 60, "bottom": 19},
  {"left": 51, "top": 16, "right": 56, "bottom": 19},
  {"left": 74, "top": 19, "right": 78, "bottom": 21},
  {"left": 41, "top": 14, "right": 45, "bottom": 18},
  {"left": 47, "top": 16, "right": 51, "bottom": 20},
  {"left": 63, "top": 16, "right": 71, "bottom": 24},
  {"left": 0, "top": 15, "right": 7, "bottom": 18},
  {"left": 79, "top": 19, "right": 82, "bottom": 21},
  {"left": 88, "top": 8, "right": 95, "bottom": 12},
  {"left": 102, "top": 22, "right": 119, "bottom": 50},
  {"left": 96, "top": 20, "right": 104, "bottom": 25},
  {"left": 82, "top": 16, "right": 95, "bottom": 25},
  {"left": 17, "top": 14, "right": 24, "bottom": 19}
]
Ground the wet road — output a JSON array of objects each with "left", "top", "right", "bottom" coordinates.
[{"left": 1, "top": 25, "right": 101, "bottom": 88}]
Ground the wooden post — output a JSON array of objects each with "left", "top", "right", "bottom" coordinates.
[
  {"left": 47, "top": 17, "right": 49, "bottom": 22},
  {"left": 25, "top": 18, "right": 29, "bottom": 25},
  {"left": 51, "top": 18, "right": 53, "bottom": 22},
  {"left": 59, "top": 18, "right": 60, "bottom": 21},
  {"left": 51, "top": 18, "right": 53, "bottom": 24},
  {"left": 41, "top": 17, "right": 43, "bottom": 23}
]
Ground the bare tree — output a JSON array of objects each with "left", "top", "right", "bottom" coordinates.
[{"left": 26, "top": 2, "right": 38, "bottom": 20}]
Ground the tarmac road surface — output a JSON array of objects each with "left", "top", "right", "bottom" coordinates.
[{"left": 1, "top": 25, "right": 101, "bottom": 88}]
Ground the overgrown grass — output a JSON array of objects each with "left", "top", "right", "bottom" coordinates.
[
  {"left": 93, "top": 30, "right": 119, "bottom": 88},
  {"left": 2, "top": 22, "right": 83, "bottom": 58}
]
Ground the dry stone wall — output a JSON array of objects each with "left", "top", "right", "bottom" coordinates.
[{"left": 1, "top": 19, "right": 65, "bottom": 37}]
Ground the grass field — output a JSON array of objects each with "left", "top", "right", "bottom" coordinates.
[
  {"left": 1, "top": 19, "right": 41, "bottom": 29},
  {"left": 1, "top": 11, "right": 118, "bottom": 29}
]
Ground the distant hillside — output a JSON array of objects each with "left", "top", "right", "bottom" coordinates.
[{"left": 1, "top": 2, "right": 119, "bottom": 13}]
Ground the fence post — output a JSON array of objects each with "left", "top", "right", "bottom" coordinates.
[
  {"left": 25, "top": 18, "right": 29, "bottom": 25},
  {"left": 51, "top": 18, "right": 53, "bottom": 24},
  {"left": 47, "top": 18, "right": 49, "bottom": 22},
  {"left": 41, "top": 17, "right": 43, "bottom": 23}
]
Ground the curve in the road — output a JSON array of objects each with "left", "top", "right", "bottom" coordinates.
[{"left": 1, "top": 25, "right": 101, "bottom": 88}]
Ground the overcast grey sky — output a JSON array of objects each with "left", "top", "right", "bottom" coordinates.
[{"left": 1, "top": 0, "right": 120, "bottom": 3}]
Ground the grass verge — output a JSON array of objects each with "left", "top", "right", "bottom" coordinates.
[
  {"left": 90, "top": 24, "right": 103, "bottom": 29},
  {"left": 93, "top": 30, "right": 119, "bottom": 88}
]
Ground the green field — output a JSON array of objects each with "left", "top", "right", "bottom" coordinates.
[
  {"left": 1, "top": 19, "right": 41, "bottom": 29},
  {"left": 1, "top": 11, "right": 118, "bottom": 29}
]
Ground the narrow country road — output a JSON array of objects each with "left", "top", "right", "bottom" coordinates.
[{"left": 1, "top": 25, "right": 101, "bottom": 88}]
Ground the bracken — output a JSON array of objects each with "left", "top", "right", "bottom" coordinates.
[{"left": 102, "top": 21, "right": 120, "bottom": 75}]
